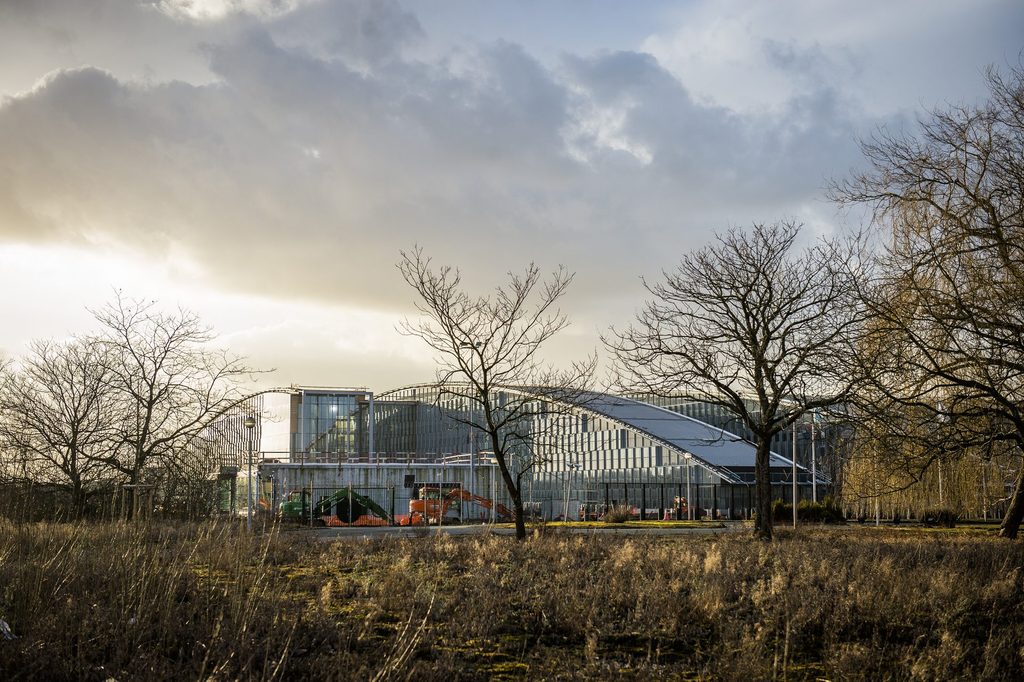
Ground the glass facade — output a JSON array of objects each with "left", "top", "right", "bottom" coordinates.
[
  {"left": 372, "top": 385, "right": 832, "bottom": 520},
  {"left": 200, "top": 385, "right": 830, "bottom": 521},
  {"left": 293, "top": 391, "right": 363, "bottom": 461},
  {"left": 376, "top": 386, "right": 494, "bottom": 460},
  {"left": 193, "top": 393, "right": 264, "bottom": 471}
]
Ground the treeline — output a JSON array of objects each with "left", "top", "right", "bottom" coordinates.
[
  {"left": 604, "top": 64, "right": 1024, "bottom": 538},
  {"left": 0, "top": 294, "right": 255, "bottom": 519},
  {"left": 3, "top": 65, "right": 1024, "bottom": 539},
  {"left": 832, "top": 64, "right": 1024, "bottom": 532}
]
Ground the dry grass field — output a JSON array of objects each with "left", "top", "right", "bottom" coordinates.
[{"left": 1, "top": 521, "right": 1022, "bottom": 680}]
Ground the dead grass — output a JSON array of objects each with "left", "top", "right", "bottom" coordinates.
[{"left": 1, "top": 521, "right": 1022, "bottom": 680}]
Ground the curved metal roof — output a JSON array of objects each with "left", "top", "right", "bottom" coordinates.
[
  {"left": 380, "top": 384, "right": 802, "bottom": 483},
  {"left": 577, "top": 392, "right": 799, "bottom": 476}
]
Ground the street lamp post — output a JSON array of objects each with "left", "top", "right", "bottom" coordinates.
[
  {"left": 811, "top": 412, "right": 818, "bottom": 503},
  {"left": 244, "top": 413, "right": 257, "bottom": 532},
  {"left": 490, "top": 457, "right": 496, "bottom": 524},
  {"left": 459, "top": 341, "right": 482, "bottom": 494},
  {"left": 792, "top": 420, "right": 798, "bottom": 529},
  {"left": 684, "top": 453, "right": 693, "bottom": 520},
  {"left": 563, "top": 462, "right": 581, "bottom": 522}
]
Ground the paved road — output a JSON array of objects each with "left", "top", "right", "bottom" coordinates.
[{"left": 307, "top": 522, "right": 747, "bottom": 541}]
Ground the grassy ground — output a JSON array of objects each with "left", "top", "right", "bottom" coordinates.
[
  {"left": 1, "top": 521, "right": 1022, "bottom": 680},
  {"left": 492, "top": 519, "right": 722, "bottom": 530}
]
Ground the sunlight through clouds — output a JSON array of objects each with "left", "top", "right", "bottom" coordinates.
[{"left": 0, "top": 0, "right": 1020, "bottom": 387}]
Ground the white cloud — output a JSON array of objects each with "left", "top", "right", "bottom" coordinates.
[
  {"left": 156, "top": 0, "right": 307, "bottom": 22},
  {"left": 0, "top": 0, "right": 1019, "bottom": 385},
  {"left": 643, "top": 0, "right": 1022, "bottom": 116},
  {"left": 0, "top": 242, "right": 434, "bottom": 389}
]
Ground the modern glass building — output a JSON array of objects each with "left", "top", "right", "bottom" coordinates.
[
  {"left": 202, "top": 384, "right": 829, "bottom": 521},
  {"left": 378, "top": 386, "right": 822, "bottom": 520}
]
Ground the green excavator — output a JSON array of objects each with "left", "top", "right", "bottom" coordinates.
[{"left": 279, "top": 487, "right": 393, "bottom": 526}]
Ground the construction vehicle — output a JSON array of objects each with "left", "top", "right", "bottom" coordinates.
[
  {"left": 279, "top": 488, "right": 393, "bottom": 526},
  {"left": 400, "top": 484, "right": 513, "bottom": 525}
]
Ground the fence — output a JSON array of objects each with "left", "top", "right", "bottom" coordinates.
[
  {"left": 274, "top": 485, "right": 398, "bottom": 526},
  {"left": 0, "top": 480, "right": 225, "bottom": 522}
]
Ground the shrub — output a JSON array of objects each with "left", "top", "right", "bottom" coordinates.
[
  {"left": 772, "top": 498, "right": 845, "bottom": 523},
  {"left": 602, "top": 504, "right": 632, "bottom": 523},
  {"left": 772, "top": 498, "right": 791, "bottom": 522},
  {"left": 800, "top": 497, "right": 845, "bottom": 524},
  {"left": 921, "top": 508, "right": 959, "bottom": 528}
]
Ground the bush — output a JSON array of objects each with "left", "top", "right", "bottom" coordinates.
[
  {"left": 602, "top": 504, "right": 632, "bottom": 523},
  {"left": 772, "top": 498, "right": 791, "bottom": 522},
  {"left": 921, "top": 508, "right": 959, "bottom": 528},
  {"left": 772, "top": 497, "right": 845, "bottom": 524},
  {"left": 800, "top": 497, "right": 845, "bottom": 524}
]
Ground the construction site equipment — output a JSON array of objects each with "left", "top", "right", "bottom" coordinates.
[
  {"left": 401, "top": 484, "right": 512, "bottom": 525},
  {"left": 279, "top": 488, "right": 393, "bottom": 526},
  {"left": 578, "top": 497, "right": 688, "bottom": 522}
]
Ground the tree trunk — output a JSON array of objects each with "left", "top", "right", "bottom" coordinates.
[
  {"left": 492, "top": 445, "right": 528, "bottom": 541},
  {"left": 511, "top": 488, "right": 526, "bottom": 540},
  {"left": 999, "top": 456, "right": 1024, "bottom": 539},
  {"left": 754, "top": 437, "right": 774, "bottom": 540},
  {"left": 71, "top": 477, "right": 84, "bottom": 520}
]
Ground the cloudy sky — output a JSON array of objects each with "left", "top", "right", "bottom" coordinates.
[{"left": 1, "top": 0, "right": 1021, "bottom": 390}]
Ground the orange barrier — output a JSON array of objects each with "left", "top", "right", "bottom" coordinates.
[{"left": 320, "top": 514, "right": 390, "bottom": 527}]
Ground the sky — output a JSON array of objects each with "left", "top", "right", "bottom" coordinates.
[{"left": 0, "top": 0, "right": 1021, "bottom": 391}]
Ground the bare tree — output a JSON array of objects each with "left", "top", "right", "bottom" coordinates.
[
  {"left": 832, "top": 64, "right": 1024, "bottom": 537},
  {"left": 607, "top": 221, "right": 864, "bottom": 540},
  {"left": 398, "top": 248, "right": 593, "bottom": 540},
  {"left": 0, "top": 338, "right": 115, "bottom": 515},
  {"left": 0, "top": 354, "right": 24, "bottom": 485},
  {"left": 93, "top": 294, "right": 255, "bottom": 491}
]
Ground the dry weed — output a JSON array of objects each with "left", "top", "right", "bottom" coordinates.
[{"left": 1, "top": 523, "right": 1022, "bottom": 679}]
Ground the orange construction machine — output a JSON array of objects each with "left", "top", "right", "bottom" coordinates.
[{"left": 401, "top": 484, "right": 513, "bottom": 525}]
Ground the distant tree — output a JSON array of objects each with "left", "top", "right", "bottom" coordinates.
[
  {"left": 93, "top": 294, "right": 255, "bottom": 491},
  {"left": 398, "top": 248, "right": 593, "bottom": 540},
  {"left": 0, "top": 338, "right": 114, "bottom": 515},
  {"left": 607, "top": 221, "right": 864, "bottom": 540},
  {"left": 0, "top": 354, "right": 21, "bottom": 483},
  {"left": 832, "top": 64, "right": 1024, "bottom": 537}
]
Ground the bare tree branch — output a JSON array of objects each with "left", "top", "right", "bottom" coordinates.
[
  {"left": 832, "top": 63, "right": 1024, "bottom": 537},
  {"left": 606, "top": 221, "right": 866, "bottom": 540},
  {"left": 92, "top": 292, "right": 260, "bottom": 495},
  {"left": 397, "top": 247, "right": 593, "bottom": 540},
  {"left": 0, "top": 338, "right": 115, "bottom": 515}
]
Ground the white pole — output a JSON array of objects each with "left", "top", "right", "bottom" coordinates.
[
  {"left": 244, "top": 413, "right": 257, "bottom": 532},
  {"left": 563, "top": 471, "right": 570, "bottom": 522},
  {"left": 792, "top": 420, "right": 798, "bottom": 529},
  {"left": 367, "top": 391, "right": 375, "bottom": 464},
  {"left": 811, "top": 414, "right": 817, "bottom": 503},
  {"left": 686, "top": 456, "right": 692, "bottom": 520},
  {"left": 459, "top": 341, "right": 481, "bottom": 495},
  {"left": 247, "top": 440, "right": 253, "bottom": 532}
]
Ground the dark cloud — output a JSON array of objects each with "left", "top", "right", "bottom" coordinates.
[
  {"left": 0, "top": 0, "right": 972, "bottom": 324},
  {"left": 266, "top": 0, "right": 424, "bottom": 64}
]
